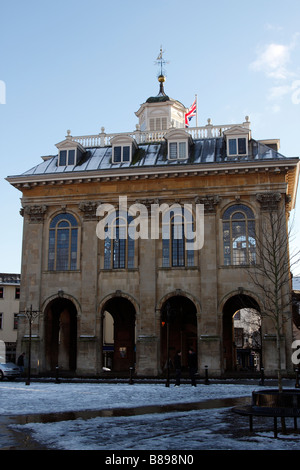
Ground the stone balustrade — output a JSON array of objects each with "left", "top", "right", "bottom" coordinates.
[{"left": 68, "top": 117, "right": 251, "bottom": 148}]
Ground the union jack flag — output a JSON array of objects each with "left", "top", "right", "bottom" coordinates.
[{"left": 185, "top": 99, "right": 197, "bottom": 127}]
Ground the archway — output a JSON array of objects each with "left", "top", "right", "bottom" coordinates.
[
  {"left": 161, "top": 295, "right": 197, "bottom": 371},
  {"left": 44, "top": 297, "right": 77, "bottom": 372},
  {"left": 102, "top": 296, "right": 136, "bottom": 372},
  {"left": 222, "top": 294, "right": 261, "bottom": 372}
]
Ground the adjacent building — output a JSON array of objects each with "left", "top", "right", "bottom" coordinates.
[
  {"left": 6, "top": 73, "right": 300, "bottom": 377},
  {"left": 0, "top": 273, "right": 20, "bottom": 362}
]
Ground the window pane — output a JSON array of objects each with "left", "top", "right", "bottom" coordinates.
[
  {"left": 68, "top": 149, "right": 75, "bottom": 165},
  {"left": 104, "top": 238, "right": 112, "bottom": 269},
  {"left": 70, "top": 229, "right": 78, "bottom": 270},
  {"left": 59, "top": 150, "right": 67, "bottom": 166},
  {"left": 238, "top": 138, "right": 246, "bottom": 155},
  {"left": 187, "top": 249, "right": 194, "bottom": 266},
  {"left": 169, "top": 142, "right": 177, "bottom": 159},
  {"left": 162, "top": 239, "right": 169, "bottom": 267},
  {"left": 48, "top": 230, "right": 55, "bottom": 270},
  {"left": 162, "top": 117, "right": 167, "bottom": 129},
  {"left": 114, "top": 146, "right": 121, "bottom": 163},
  {"left": 56, "top": 229, "right": 69, "bottom": 270},
  {"left": 228, "top": 139, "right": 237, "bottom": 155},
  {"left": 123, "top": 146, "right": 130, "bottom": 162},
  {"left": 179, "top": 142, "right": 186, "bottom": 158},
  {"left": 127, "top": 237, "right": 135, "bottom": 268}
]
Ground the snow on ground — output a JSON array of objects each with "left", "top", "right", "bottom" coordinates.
[{"left": 0, "top": 380, "right": 300, "bottom": 450}]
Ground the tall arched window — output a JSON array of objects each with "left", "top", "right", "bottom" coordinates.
[
  {"left": 162, "top": 207, "right": 194, "bottom": 267},
  {"left": 222, "top": 204, "right": 256, "bottom": 266},
  {"left": 48, "top": 213, "right": 79, "bottom": 271},
  {"left": 104, "top": 210, "right": 135, "bottom": 269}
]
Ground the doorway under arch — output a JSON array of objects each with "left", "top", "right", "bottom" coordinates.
[
  {"left": 101, "top": 296, "right": 136, "bottom": 372},
  {"left": 222, "top": 294, "right": 261, "bottom": 372},
  {"left": 161, "top": 295, "right": 197, "bottom": 371},
  {"left": 44, "top": 297, "right": 77, "bottom": 372}
]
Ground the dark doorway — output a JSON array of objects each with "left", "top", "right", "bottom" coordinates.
[
  {"left": 161, "top": 295, "right": 197, "bottom": 371},
  {"left": 102, "top": 297, "right": 136, "bottom": 372},
  {"left": 45, "top": 298, "right": 77, "bottom": 372},
  {"left": 222, "top": 294, "right": 261, "bottom": 372}
]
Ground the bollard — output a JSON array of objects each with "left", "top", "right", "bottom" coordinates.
[
  {"left": 204, "top": 365, "right": 210, "bottom": 385},
  {"left": 259, "top": 367, "right": 265, "bottom": 386},
  {"left": 295, "top": 368, "right": 300, "bottom": 389},
  {"left": 55, "top": 365, "right": 60, "bottom": 384},
  {"left": 129, "top": 366, "right": 134, "bottom": 385}
]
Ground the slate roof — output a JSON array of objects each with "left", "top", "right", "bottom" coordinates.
[
  {"left": 21, "top": 137, "right": 287, "bottom": 177},
  {"left": 0, "top": 273, "right": 21, "bottom": 285}
]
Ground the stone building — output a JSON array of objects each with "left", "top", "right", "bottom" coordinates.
[
  {"left": 0, "top": 273, "right": 20, "bottom": 362},
  {"left": 6, "top": 73, "right": 300, "bottom": 377}
]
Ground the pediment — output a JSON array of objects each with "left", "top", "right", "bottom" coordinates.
[
  {"left": 223, "top": 125, "right": 250, "bottom": 136},
  {"left": 55, "top": 138, "right": 85, "bottom": 152},
  {"left": 164, "top": 128, "right": 192, "bottom": 142}
]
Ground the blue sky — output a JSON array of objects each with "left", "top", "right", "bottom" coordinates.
[{"left": 0, "top": 0, "right": 300, "bottom": 274}]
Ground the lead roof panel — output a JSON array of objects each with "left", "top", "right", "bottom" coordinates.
[{"left": 19, "top": 137, "right": 286, "bottom": 177}]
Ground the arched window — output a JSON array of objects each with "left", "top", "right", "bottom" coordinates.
[
  {"left": 48, "top": 213, "right": 79, "bottom": 271},
  {"left": 162, "top": 207, "right": 194, "bottom": 267},
  {"left": 222, "top": 204, "right": 256, "bottom": 266},
  {"left": 104, "top": 211, "right": 135, "bottom": 269}
]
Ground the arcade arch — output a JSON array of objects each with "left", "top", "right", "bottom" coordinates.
[
  {"left": 44, "top": 297, "right": 77, "bottom": 372},
  {"left": 160, "top": 295, "right": 197, "bottom": 371},
  {"left": 101, "top": 296, "right": 136, "bottom": 372},
  {"left": 222, "top": 294, "right": 261, "bottom": 372}
]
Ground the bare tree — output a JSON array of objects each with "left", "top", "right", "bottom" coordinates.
[{"left": 248, "top": 199, "right": 300, "bottom": 392}]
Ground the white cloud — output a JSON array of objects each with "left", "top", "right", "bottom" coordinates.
[
  {"left": 250, "top": 42, "right": 292, "bottom": 80},
  {"left": 250, "top": 34, "right": 300, "bottom": 106}
]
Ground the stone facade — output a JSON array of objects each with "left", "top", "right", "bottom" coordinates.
[{"left": 7, "top": 76, "right": 300, "bottom": 377}]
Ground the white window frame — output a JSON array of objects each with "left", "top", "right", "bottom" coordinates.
[
  {"left": 227, "top": 136, "right": 248, "bottom": 157},
  {"left": 168, "top": 140, "right": 188, "bottom": 160},
  {"left": 112, "top": 145, "right": 132, "bottom": 164},
  {"left": 58, "top": 148, "right": 77, "bottom": 166}
]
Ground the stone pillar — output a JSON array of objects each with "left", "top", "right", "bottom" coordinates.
[
  {"left": 18, "top": 205, "right": 47, "bottom": 373},
  {"left": 78, "top": 201, "right": 99, "bottom": 375},
  {"left": 196, "top": 196, "right": 221, "bottom": 375},
  {"left": 135, "top": 201, "right": 158, "bottom": 376}
]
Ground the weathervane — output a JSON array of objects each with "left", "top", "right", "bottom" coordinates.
[{"left": 155, "top": 46, "right": 169, "bottom": 77}]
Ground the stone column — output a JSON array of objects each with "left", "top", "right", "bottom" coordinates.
[{"left": 196, "top": 196, "right": 222, "bottom": 376}]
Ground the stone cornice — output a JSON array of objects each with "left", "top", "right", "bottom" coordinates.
[{"left": 7, "top": 158, "right": 299, "bottom": 188}]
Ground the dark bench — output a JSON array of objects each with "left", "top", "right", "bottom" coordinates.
[{"left": 232, "top": 389, "right": 300, "bottom": 438}]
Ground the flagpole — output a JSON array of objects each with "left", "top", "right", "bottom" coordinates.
[{"left": 195, "top": 94, "right": 198, "bottom": 127}]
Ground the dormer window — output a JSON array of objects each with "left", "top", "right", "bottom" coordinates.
[
  {"left": 59, "top": 149, "right": 77, "bottom": 166},
  {"left": 56, "top": 136, "right": 85, "bottom": 167},
  {"left": 113, "top": 145, "right": 131, "bottom": 163},
  {"left": 169, "top": 141, "right": 187, "bottom": 160},
  {"left": 111, "top": 135, "right": 137, "bottom": 165},
  {"left": 224, "top": 126, "right": 250, "bottom": 158},
  {"left": 164, "top": 128, "right": 191, "bottom": 161}
]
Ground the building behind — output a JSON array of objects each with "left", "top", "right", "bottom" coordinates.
[
  {"left": 0, "top": 273, "right": 20, "bottom": 362},
  {"left": 6, "top": 72, "right": 300, "bottom": 377}
]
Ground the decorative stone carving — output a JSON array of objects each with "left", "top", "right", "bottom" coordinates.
[
  {"left": 79, "top": 201, "right": 98, "bottom": 220},
  {"left": 194, "top": 195, "right": 221, "bottom": 213},
  {"left": 23, "top": 205, "right": 48, "bottom": 223},
  {"left": 256, "top": 192, "right": 281, "bottom": 211}
]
